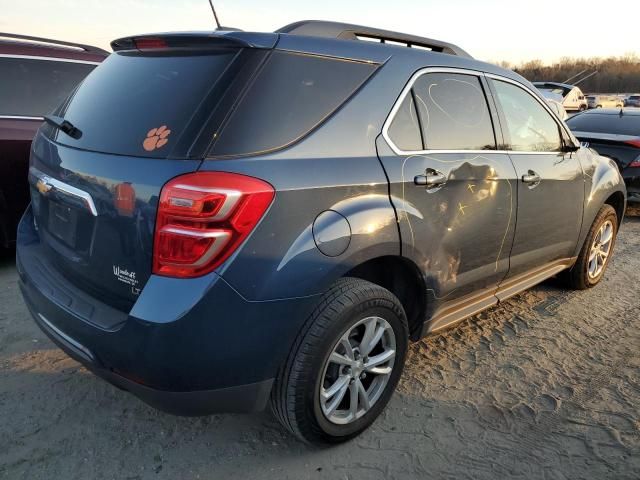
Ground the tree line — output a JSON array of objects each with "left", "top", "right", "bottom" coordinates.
[{"left": 497, "top": 54, "right": 640, "bottom": 93}]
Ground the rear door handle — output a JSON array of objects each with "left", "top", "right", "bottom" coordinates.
[
  {"left": 414, "top": 170, "right": 447, "bottom": 188},
  {"left": 521, "top": 170, "right": 541, "bottom": 185}
]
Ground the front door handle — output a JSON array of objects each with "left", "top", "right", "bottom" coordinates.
[
  {"left": 521, "top": 170, "right": 541, "bottom": 185},
  {"left": 414, "top": 170, "right": 447, "bottom": 188}
]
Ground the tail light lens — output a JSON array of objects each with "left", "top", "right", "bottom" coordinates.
[
  {"left": 624, "top": 139, "right": 640, "bottom": 149},
  {"left": 153, "top": 172, "right": 274, "bottom": 278}
]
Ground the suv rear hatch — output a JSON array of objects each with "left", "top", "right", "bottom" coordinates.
[{"left": 27, "top": 33, "right": 274, "bottom": 312}]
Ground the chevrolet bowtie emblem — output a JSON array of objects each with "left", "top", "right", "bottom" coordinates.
[{"left": 36, "top": 178, "right": 53, "bottom": 195}]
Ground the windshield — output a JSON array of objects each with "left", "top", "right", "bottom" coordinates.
[{"left": 47, "top": 49, "right": 242, "bottom": 159}]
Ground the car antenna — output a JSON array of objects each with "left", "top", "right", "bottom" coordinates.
[{"left": 208, "top": 0, "right": 221, "bottom": 29}]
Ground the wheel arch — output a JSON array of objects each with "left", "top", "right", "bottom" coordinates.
[
  {"left": 574, "top": 152, "right": 627, "bottom": 257},
  {"left": 344, "top": 255, "right": 427, "bottom": 340},
  {"left": 604, "top": 190, "right": 626, "bottom": 226}
]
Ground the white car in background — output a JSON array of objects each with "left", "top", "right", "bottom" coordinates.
[{"left": 534, "top": 82, "right": 588, "bottom": 112}]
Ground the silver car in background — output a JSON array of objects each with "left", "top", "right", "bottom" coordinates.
[
  {"left": 624, "top": 94, "right": 640, "bottom": 108},
  {"left": 587, "top": 95, "right": 624, "bottom": 109}
]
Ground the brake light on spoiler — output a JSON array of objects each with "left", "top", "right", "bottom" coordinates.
[
  {"left": 153, "top": 172, "right": 274, "bottom": 278},
  {"left": 625, "top": 139, "right": 640, "bottom": 167},
  {"left": 133, "top": 37, "right": 168, "bottom": 50},
  {"left": 625, "top": 139, "right": 640, "bottom": 149}
]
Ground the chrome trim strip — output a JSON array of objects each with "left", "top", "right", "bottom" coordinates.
[
  {"left": 159, "top": 228, "right": 231, "bottom": 268},
  {"left": 38, "top": 313, "right": 95, "bottom": 361},
  {"left": 484, "top": 72, "right": 577, "bottom": 142},
  {"left": 381, "top": 67, "right": 573, "bottom": 157},
  {"left": 0, "top": 54, "right": 101, "bottom": 65},
  {"left": 0, "top": 115, "right": 44, "bottom": 120},
  {"left": 170, "top": 185, "right": 242, "bottom": 221},
  {"left": 28, "top": 166, "right": 98, "bottom": 216}
]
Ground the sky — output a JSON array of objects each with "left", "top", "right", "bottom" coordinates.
[{"left": 1, "top": 0, "right": 637, "bottom": 64}]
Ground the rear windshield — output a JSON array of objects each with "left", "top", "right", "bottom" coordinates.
[
  {"left": 48, "top": 49, "right": 242, "bottom": 158},
  {"left": 567, "top": 113, "right": 640, "bottom": 136},
  {"left": 0, "top": 57, "right": 96, "bottom": 117},
  {"left": 209, "top": 51, "right": 378, "bottom": 157}
]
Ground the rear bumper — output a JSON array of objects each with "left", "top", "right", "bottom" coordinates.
[
  {"left": 25, "top": 300, "right": 273, "bottom": 415},
  {"left": 17, "top": 208, "right": 317, "bottom": 415}
]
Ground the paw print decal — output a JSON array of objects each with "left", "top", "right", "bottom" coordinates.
[{"left": 143, "top": 125, "right": 171, "bottom": 152}]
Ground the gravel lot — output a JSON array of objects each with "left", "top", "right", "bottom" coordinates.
[{"left": 1, "top": 210, "right": 639, "bottom": 480}]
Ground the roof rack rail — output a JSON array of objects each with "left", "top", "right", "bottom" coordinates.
[
  {"left": 276, "top": 20, "right": 472, "bottom": 59},
  {"left": 0, "top": 32, "right": 109, "bottom": 55}
]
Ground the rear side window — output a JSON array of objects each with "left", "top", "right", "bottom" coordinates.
[
  {"left": 411, "top": 73, "right": 496, "bottom": 150},
  {"left": 386, "top": 93, "right": 422, "bottom": 151},
  {"left": 0, "top": 57, "right": 96, "bottom": 117},
  {"left": 210, "top": 51, "right": 377, "bottom": 157},
  {"left": 567, "top": 113, "right": 640, "bottom": 136},
  {"left": 51, "top": 50, "right": 242, "bottom": 158},
  {"left": 492, "top": 80, "right": 562, "bottom": 152}
]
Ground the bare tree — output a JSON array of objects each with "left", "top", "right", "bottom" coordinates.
[{"left": 511, "top": 55, "right": 640, "bottom": 93}]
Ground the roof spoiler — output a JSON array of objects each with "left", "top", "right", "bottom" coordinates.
[
  {"left": 276, "top": 20, "right": 472, "bottom": 58},
  {"left": 0, "top": 32, "right": 109, "bottom": 55},
  {"left": 111, "top": 31, "right": 278, "bottom": 51}
]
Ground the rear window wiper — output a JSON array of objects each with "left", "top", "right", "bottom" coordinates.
[{"left": 44, "top": 115, "right": 82, "bottom": 139}]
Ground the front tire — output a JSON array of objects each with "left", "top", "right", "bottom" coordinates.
[
  {"left": 565, "top": 205, "right": 618, "bottom": 289},
  {"left": 271, "top": 277, "right": 408, "bottom": 444}
]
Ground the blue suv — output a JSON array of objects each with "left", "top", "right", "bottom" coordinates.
[{"left": 17, "top": 21, "right": 626, "bottom": 444}]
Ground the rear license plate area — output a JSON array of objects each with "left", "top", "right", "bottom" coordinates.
[{"left": 48, "top": 202, "right": 79, "bottom": 248}]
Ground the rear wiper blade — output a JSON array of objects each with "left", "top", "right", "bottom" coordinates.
[{"left": 44, "top": 115, "right": 82, "bottom": 139}]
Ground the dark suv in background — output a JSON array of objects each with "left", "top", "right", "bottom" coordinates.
[
  {"left": 17, "top": 21, "right": 626, "bottom": 444},
  {"left": 0, "top": 33, "right": 107, "bottom": 247},
  {"left": 567, "top": 108, "right": 640, "bottom": 203}
]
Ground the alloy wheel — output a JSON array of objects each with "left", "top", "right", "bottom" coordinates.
[
  {"left": 588, "top": 220, "right": 614, "bottom": 279},
  {"left": 319, "top": 316, "right": 396, "bottom": 425}
]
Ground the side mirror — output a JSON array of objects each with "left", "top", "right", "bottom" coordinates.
[{"left": 562, "top": 141, "right": 580, "bottom": 153}]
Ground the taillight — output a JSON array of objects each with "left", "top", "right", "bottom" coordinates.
[
  {"left": 624, "top": 139, "right": 640, "bottom": 149},
  {"left": 630, "top": 160, "right": 640, "bottom": 168},
  {"left": 153, "top": 172, "right": 274, "bottom": 278}
]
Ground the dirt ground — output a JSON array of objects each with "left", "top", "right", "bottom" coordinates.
[{"left": 1, "top": 212, "right": 639, "bottom": 480}]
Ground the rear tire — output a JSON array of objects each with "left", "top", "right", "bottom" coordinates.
[
  {"left": 270, "top": 277, "right": 408, "bottom": 445},
  {"left": 564, "top": 205, "right": 618, "bottom": 290}
]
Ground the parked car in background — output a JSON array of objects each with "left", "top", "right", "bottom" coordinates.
[
  {"left": 624, "top": 94, "right": 640, "bottom": 108},
  {"left": 17, "top": 21, "right": 626, "bottom": 445},
  {"left": 0, "top": 33, "right": 107, "bottom": 248},
  {"left": 567, "top": 109, "right": 640, "bottom": 204},
  {"left": 587, "top": 95, "right": 624, "bottom": 109},
  {"left": 534, "top": 81, "right": 588, "bottom": 112}
]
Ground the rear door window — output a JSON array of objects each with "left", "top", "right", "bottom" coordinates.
[
  {"left": 491, "top": 79, "right": 562, "bottom": 152},
  {"left": 386, "top": 93, "right": 422, "bottom": 151},
  {"left": 210, "top": 51, "right": 378, "bottom": 157},
  {"left": 411, "top": 72, "right": 496, "bottom": 150},
  {"left": 0, "top": 57, "right": 96, "bottom": 117},
  {"left": 50, "top": 49, "right": 244, "bottom": 158}
]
